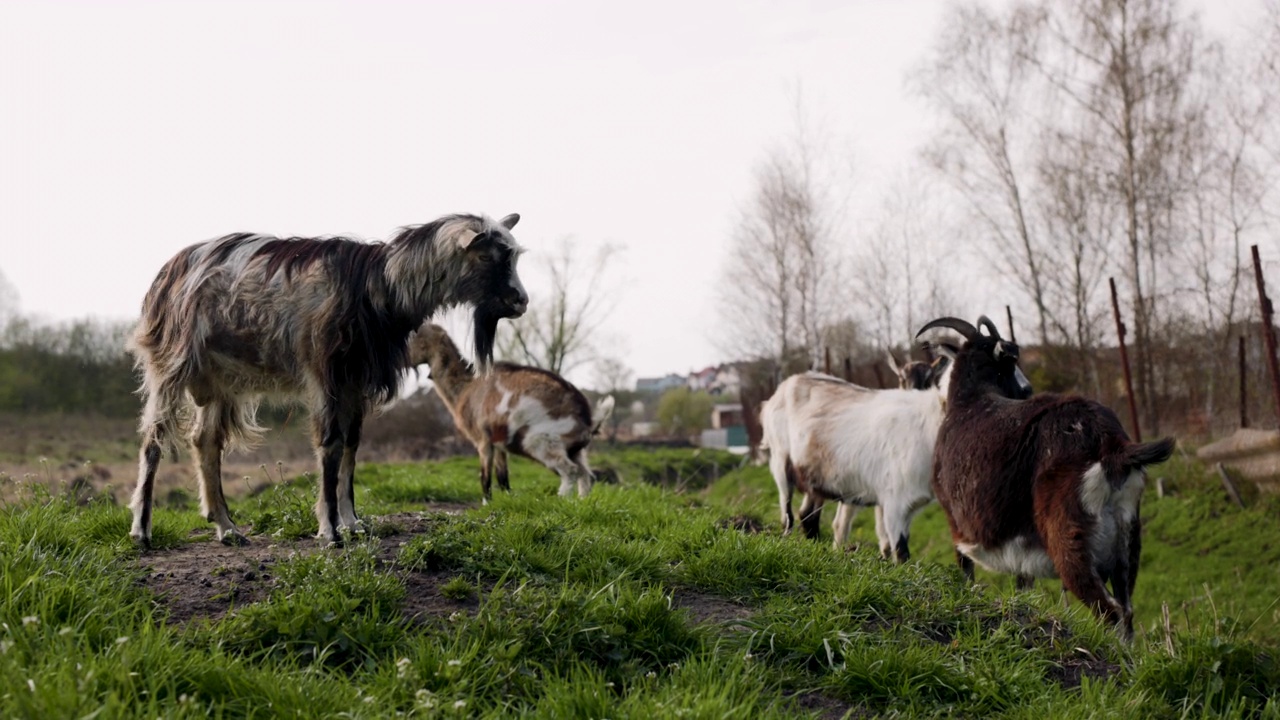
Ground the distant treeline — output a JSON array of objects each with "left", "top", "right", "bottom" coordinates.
[{"left": 0, "top": 317, "right": 138, "bottom": 416}]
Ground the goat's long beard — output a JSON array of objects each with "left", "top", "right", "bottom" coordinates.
[{"left": 473, "top": 307, "right": 500, "bottom": 373}]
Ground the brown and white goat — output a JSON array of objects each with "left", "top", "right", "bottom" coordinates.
[
  {"left": 128, "top": 213, "right": 527, "bottom": 547},
  {"left": 918, "top": 315, "right": 1175, "bottom": 639},
  {"left": 408, "top": 323, "right": 614, "bottom": 502}
]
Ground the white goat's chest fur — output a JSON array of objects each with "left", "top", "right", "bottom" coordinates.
[{"left": 957, "top": 462, "right": 1144, "bottom": 578}]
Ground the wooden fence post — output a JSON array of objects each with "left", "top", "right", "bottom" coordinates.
[
  {"left": 1240, "top": 335, "right": 1249, "bottom": 429},
  {"left": 1251, "top": 245, "right": 1280, "bottom": 427},
  {"left": 1110, "top": 277, "right": 1142, "bottom": 442}
]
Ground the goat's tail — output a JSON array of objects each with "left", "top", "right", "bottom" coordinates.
[
  {"left": 591, "top": 395, "right": 616, "bottom": 435},
  {"left": 1126, "top": 437, "right": 1176, "bottom": 470}
]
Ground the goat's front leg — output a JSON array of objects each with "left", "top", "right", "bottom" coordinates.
[
  {"left": 313, "top": 405, "right": 345, "bottom": 546},
  {"left": 831, "top": 503, "right": 858, "bottom": 551},
  {"left": 771, "top": 454, "right": 794, "bottom": 534},
  {"left": 336, "top": 409, "right": 364, "bottom": 535},
  {"left": 878, "top": 503, "right": 913, "bottom": 563},
  {"left": 955, "top": 548, "right": 975, "bottom": 583},
  {"left": 797, "top": 493, "right": 825, "bottom": 540},
  {"left": 1108, "top": 513, "right": 1142, "bottom": 640}
]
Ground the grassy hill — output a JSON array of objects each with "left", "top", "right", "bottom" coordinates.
[{"left": 1, "top": 447, "right": 1277, "bottom": 718}]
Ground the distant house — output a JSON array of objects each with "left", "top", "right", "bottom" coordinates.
[
  {"left": 636, "top": 373, "right": 686, "bottom": 393},
  {"left": 686, "top": 363, "right": 743, "bottom": 397},
  {"left": 710, "top": 403, "right": 744, "bottom": 429},
  {"left": 701, "top": 402, "right": 748, "bottom": 453}
]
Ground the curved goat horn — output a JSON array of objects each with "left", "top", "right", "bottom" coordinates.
[
  {"left": 977, "top": 315, "right": 1003, "bottom": 339},
  {"left": 916, "top": 317, "right": 979, "bottom": 342}
]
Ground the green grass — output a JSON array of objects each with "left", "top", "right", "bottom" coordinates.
[{"left": 0, "top": 448, "right": 1278, "bottom": 718}]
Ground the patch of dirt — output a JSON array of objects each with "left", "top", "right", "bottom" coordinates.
[
  {"left": 717, "top": 515, "right": 764, "bottom": 534},
  {"left": 786, "top": 690, "right": 868, "bottom": 720},
  {"left": 670, "top": 589, "right": 754, "bottom": 630},
  {"left": 1046, "top": 650, "right": 1122, "bottom": 689},
  {"left": 139, "top": 506, "right": 476, "bottom": 627}
]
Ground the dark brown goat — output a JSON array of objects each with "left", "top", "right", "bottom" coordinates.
[
  {"left": 918, "top": 315, "right": 1174, "bottom": 639},
  {"left": 128, "top": 213, "right": 527, "bottom": 547}
]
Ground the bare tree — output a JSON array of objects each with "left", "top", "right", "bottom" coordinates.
[
  {"left": 915, "top": 1, "right": 1054, "bottom": 344},
  {"left": 497, "top": 238, "right": 623, "bottom": 377},
  {"left": 1039, "top": 0, "right": 1210, "bottom": 434},
  {"left": 853, "top": 176, "right": 960, "bottom": 352},
  {"left": 716, "top": 106, "right": 843, "bottom": 369},
  {"left": 592, "top": 355, "right": 634, "bottom": 441},
  {"left": 0, "top": 268, "right": 18, "bottom": 328},
  {"left": 1035, "top": 126, "right": 1114, "bottom": 393}
]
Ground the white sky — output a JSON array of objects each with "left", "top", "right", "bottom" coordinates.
[{"left": 0, "top": 0, "right": 1259, "bottom": 388}]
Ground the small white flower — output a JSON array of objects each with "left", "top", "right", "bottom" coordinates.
[
  {"left": 645, "top": 671, "right": 657, "bottom": 679},
  {"left": 744, "top": 653, "right": 754, "bottom": 661},
  {"left": 453, "top": 700, "right": 466, "bottom": 710},
  {"left": 27, "top": 679, "right": 35, "bottom": 693},
  {"left": 363, "top": 696, "right": 376, "bottom": 704},
  {"left": 605, "top": 682, "right": 615, "bottom": 688},
  {"left": 115, "top": 636, "right": 129, "bottom": 645},
  {"left": 21, "top": 616, "right": 38, "bottom": 626},
  {"left": 58, "top": 627, "right": 72, "bottom": 636},
  {"left": 447, "top": 659, "right": 462, "bottom": 667}
]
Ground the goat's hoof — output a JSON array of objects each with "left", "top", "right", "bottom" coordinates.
[
  {"left": 131, "top": 533, "right": 152, "bottom": 551},
  {"left": 220, "top": 530, "right": 250, "bottom": 547},
  {"left": 316, "top": 531, "right": 343, "bottom": 548}
]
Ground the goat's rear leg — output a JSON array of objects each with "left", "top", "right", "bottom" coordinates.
[
  {"left": 336, "top": 411, "right": 364, "bottom": 536},
  {"left": 130, "top": 427, "right": 163, "bottom": 549},
  {"left": 495, "top": 450, "right": 511, "bottom": 493},
  {"left": 1042, "top": 512, "right": 1126, "bottom": 637},
  {"left": 193, "top": 402, "right": 246, "bottom": 546}
]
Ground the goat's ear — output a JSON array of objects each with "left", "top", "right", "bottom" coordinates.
[
  {"left": 994, "top": 340, "right": 1018, "bottom": 360},
  {"left": 929, "top": 356, "right": 951, "bottom": 385},
  {"left": 885, "top": 349, "right": 902, "bottom": 376},
  {"left": 499, "top": 213, "right": 520, "bottom": 230},
  {"left": 460, "top": 229, "right": 493, "bottom": 250},
  {"left": 932, "top": 342, "right": 959, "bottom": 361}
]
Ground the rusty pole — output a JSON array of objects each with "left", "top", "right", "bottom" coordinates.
[
  {"left": 1239, "top": 335, "right": 1249, "bottom": 429},
  {"left": 1110, "top": 278, "right": 1142, "bottom": 442},
  {"left": 1006, "top": 305, "right": 1017, "bottom": 343},
  {"left": 1251, "top": 245, "right": 1280, "bottom": 427}
]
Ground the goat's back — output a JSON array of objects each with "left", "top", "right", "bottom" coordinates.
[
  {"left": 763, "top": 372, "right": 944, "bottom": 484},
  {"left": 934, "top": 392, "right": 1142, "bottom": 548},
  {"left": 132, "top": 234, "right": 413, "bottom": 405},
  {"left": 454, "top": 363, "right": 595, "bottom": 447}
]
